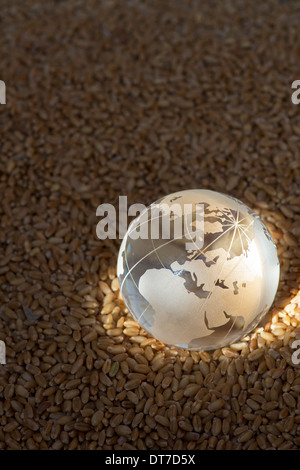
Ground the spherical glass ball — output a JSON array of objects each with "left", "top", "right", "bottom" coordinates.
[{"left": 117, "top": 189, "right": 280, "bottom": 351}]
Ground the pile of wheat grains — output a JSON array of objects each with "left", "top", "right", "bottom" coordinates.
[{"left": 0, "top": 0, "right": 300, "bottom": 451}]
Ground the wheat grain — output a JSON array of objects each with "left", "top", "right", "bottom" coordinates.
[{"left": 1, "top": 0, "right": 300, "bottom": 451}]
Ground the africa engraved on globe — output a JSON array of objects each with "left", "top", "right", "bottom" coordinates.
[{"left": 117, "top": 190, "right": 280, "bottom": 351}]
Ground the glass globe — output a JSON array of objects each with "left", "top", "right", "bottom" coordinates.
[{"left": 117, "top": 189, "right": 280, "bottom": 351}]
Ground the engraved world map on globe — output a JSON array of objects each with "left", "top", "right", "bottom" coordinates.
[{"left": 117, "top": 190, "right": 280, "bottom": 350}]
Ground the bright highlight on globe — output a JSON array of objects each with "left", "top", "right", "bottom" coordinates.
[{"left": 117, "top": 189, "right": 280, "bottom": 351}]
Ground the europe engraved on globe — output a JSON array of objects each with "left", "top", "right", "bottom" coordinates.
[{"left": 117, "top": 189, "right": 280, "bottom": 351}]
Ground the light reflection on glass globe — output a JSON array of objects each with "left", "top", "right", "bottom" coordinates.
[{"left": 117, "top": 189, "right": 280, "bottom": 351}]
